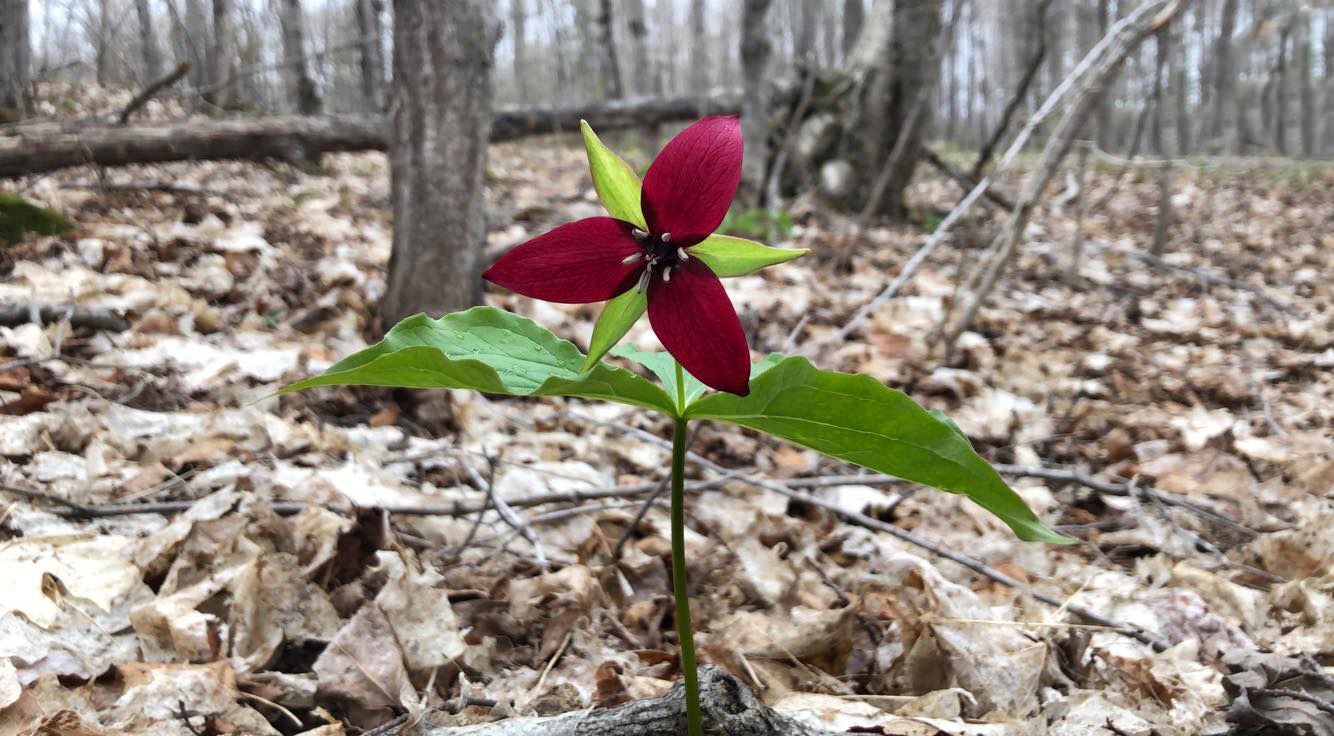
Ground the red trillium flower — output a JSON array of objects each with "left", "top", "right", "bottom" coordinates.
[{"left": 484, "top": 116, "right": 751, "bottom": 396}]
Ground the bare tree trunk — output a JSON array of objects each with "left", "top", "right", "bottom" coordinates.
[
  {"left": 1094, "top": 0, "right": 1112, "bottom": 149},
  {"left": 596, "top": 0, "right": 623, "bottom": 99},
  {"left": 689, "top": 0, "right": 706, "bottom": 92},
  {"left": 1149, "top": 28, "right": 1168, "bottom": 156},
  {"left": 381, "top": 0, "right": 498, "bottom": 326},
  {"left": 739, "top": 0, "right": 773, "bottom": 207},
  {"left": 182, "top": 0, "right": 209, "bottom": 92},
  {"left": 356, "top": 0, "right": 386, "bottom": 111},
  {"left": 869, "top": 0, "right": 945, "bottom": 218},
  {"left": 94, "top": 0, "right": 111, "bottom": 86},
  {"left": 624, "top": 0, "right": 650, "bottom": 94},
  {"left": 134, "top": 0, "right": 164, "bottom": 82},
  {"left": 1272, "top": 16, "right": 1291, "bottom": 156},
  {"left": 1295, "top": 9, "right": 1314, "bottom": 159},
  {"left": 1207, "top": 0, "right": 1238, "bottom": 151},
  {"left": 1324, "top": 8, "right": 1334, "bottom": 156},
  {"left": 0, "top": 0, "right": 28, "bottom": 118},
  {"left": 280, "top": 0, "right": 322, "bottom": 114},
  {"left": 796, "top": 0, "right": 817, "bottom": 65},
  {"left": 1150, "top": 159, "right": 1173, "bottom": 256},
  {"left": 842, "top": 0, "right": 864, "bottom": 58},
  {"left": 1170, "top": 21, "right": 1188, "bottom": 154},
  {"left": 206, "top": 0, "right": 232, "bottom": 108}
]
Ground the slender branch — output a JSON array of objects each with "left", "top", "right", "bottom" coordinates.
[
  {"left": 118, "top": 61, "right": 190, "bottom": 124},
  {"left": 0, "top": 304, "right": 129, "bottom": 332}
]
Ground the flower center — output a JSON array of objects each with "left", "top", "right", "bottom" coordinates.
[{"left": 628, "top": 228, "right": 690, "bottom": 291}]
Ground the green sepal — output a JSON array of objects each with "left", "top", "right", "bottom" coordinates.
[
  {"left": 686, "top": 356, "right": 1073, "bottom": 544},
  {"left": 580, "top": 120, "right": 646, "bottom": 229},
  {"left": 583, "top": 288, "right": 647, "bottom": 371},
  {"left": 277, "top": 307, "right": 677, "bottom": 416},
  {"left": 688, "top": 234, "right": 809, "bottom": 278}
]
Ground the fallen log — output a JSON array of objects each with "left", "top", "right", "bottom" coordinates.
[{"left": 0, "top": 92, "right": 749, "bottom": 179}]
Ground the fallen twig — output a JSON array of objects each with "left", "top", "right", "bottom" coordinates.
[
  {"left": 118, "top": 61, "right": 190, "bottom": 124},
  {"left": 0, "top": 304, "right": 129, "bottom": 332}
]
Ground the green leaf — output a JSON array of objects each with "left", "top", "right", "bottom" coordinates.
[
  {"left": 612, "top": 345, "right": 708, "bottom": 407},
  {"left": 688, "top": 235, "right": 809, "bottom": 278},
  {"left": 583, "top": 288, "right": 647, "bottom": 371},
  {"left": 581, "top": 120, "right": 645, "bottom": 229},
  {"left": 278, "top": 307, "right": 677, "bottom": 416},
  {"left": 0, "top": 194, "right": 74, "bottom": 247},
  {"left": 686, "top": 356, "right": 1073, "bottom": 544}
]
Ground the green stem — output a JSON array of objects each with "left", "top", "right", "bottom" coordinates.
[{"left": 671, "top": 362, "right": 702, "bottom": 736}]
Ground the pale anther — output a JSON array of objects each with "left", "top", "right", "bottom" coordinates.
[
  {"left": 663, "top": 267, "right": 673, "bottom": 283},
  {"left": 661, "top": 232, "right": 671, "bottom": 243},
  {"left": 635, "top": 269, "right": 652, "bottom": 293},
  {"left": 632, "top": 228, "right": 648, "bottom": 240},
  {"left": 621, "top": 253, "right": 642, "bottom": 264},
  {"left": 677, "top": 248, "right": 689, "bottom": 261}
]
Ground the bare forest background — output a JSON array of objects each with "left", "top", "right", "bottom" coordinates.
[{"left": 11, "top": 0, "right": 1334, "bottom": 160}]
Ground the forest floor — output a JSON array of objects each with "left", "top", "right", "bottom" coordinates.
[{"left": 1, "top": 119, "right": 1332, "bottom": 736}]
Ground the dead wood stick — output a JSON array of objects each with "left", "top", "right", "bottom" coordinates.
[
  {"left": 407, "top": 666, "right": 842, "bottom": 736},
  {"left": 118, "top": 61, "right": 190, "bottom": 124},
  {"left": 807, "top": 0, "right": 1139, "bottom": 353},
  {"left": 0, "top": 304, "right": 129, "bottom": 331},
  {"left": 60, "top": 180, "right": 230, "bottom": 199},
  {"left": 936, "top": 0, "right": 1193, "bottom": 355},
  {"left": 969, "top": 0, "right": 1052, "bottom": 179},
  {"left": 919, "top": 147, "right": 1017, "bottom": 210}
]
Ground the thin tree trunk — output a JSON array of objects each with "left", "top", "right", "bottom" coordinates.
[
  {"left": 842, "top": 0, "right": 864, "bottom": 58},
  {"left": 0, "top": 0, "right": 29, "bottom": 117},
  {"left": 689, "top": 0, "right": 707, "bottom": 92},
  {"left": 1094, "top": 0, "right": 1112, "bottom": 149},
  {"left": 1151, "top": 159, "right": 1173, "bottom": 256},
  {"left": 135, "top": 0, "right": 164, "bottom": 82},
  {"left": 596, "top": 0, "right": 623, "bottom": 99},
  {"left": 796, "top": 0, "right": 817, "bottom": 65},
  {"left": 1272, "top": 16, "right": 1291, "bottom": 156},
  {"left": 94, "top": 0, "right": 111, "bottom": 86},
  {"left": 1149, "top": 28, "right": 1168, "bottom": 156},
  {"left": 206, "top": 0, "right": 232, "bottom": 108},
  {"left": 1295, "top": 9, "right": 1314, "bottom": 159},
  {"left": 382, "top": 0, "right": 499, "bottom": 326},
  {"left": 1171, "top": 21, "right": 1188, "bottom": 154},
  {"left": 1208, "top": 0, "right": 1238, "bottom": 152},
  {"left": 280, "top": 0, "right": 322, "bottom": 114},
  {"left": 510, "top": 0, "right": 528, "bottom": 101},
  {"left": 623, "top": 0, "right": 650, "bottom": 94},
  {"left": 739, "top": 0, "right": 773, "bottom": 207},
  {"left": 356, "top": 0, "right": 386, "bottom": 111},
  {"left": 1324, "top": 8, "right": 1334, "bottom": 156}
]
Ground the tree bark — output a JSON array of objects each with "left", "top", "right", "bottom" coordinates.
[
  {"left": 738, "top": 0, "right": 773, "bottom": 207},
  {"left": 596, "top": 0, "right": 623, "bottom": 99},
  {"left": 0, "top": 91, "right": 764, "bottom": 179},
  {"left": 280, "top": 0, "right": 322, "bottom": 114},
  {"left": 134, "top": 0, "right": 164, "bottom": 82},
  {"left": 381, "top": 0, "right": 499, "bottom": 326},
  {"left": 356, "top": 0, "right": 386, "bottom": 111},
  {"left": 689, "top": 0, "right": 707, "bottom": 92},
  {"left": 1272, "top": 15, "right": 1291, "bottom": 156},
  {"left": 205, "top": 0, "right": 232, "bottom": 108},
  {"left": 408, "top": 667, "right": 841, "bottom": 736},
  {"left": 1324, "top": 7, "right": 1334, "bottom": 156},
  {"left": 842, "top": 0, "right": 864, "bottom": 58},
  {"left": 622, "top": 0, "right": 650, "bottom": 95},
  {"left": 796, "top": 0, "right": 817, "bottom": 65},
  {"left": 1295, "top": 9, "right": 1314, "bottom": 159},
  {"left": 510, "top": 0, "right": 528, "bottom": 101},
  {"left": 0, "top": 0, "right": 28, "bottom": 118}
]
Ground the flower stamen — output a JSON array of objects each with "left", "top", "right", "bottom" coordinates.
[
  {"left": 663, "top": 267, "right": 673, "bottom": 282},
  {"left": 677, "top": 248, "right": 689, "bottom": 261},
  {"left": 621, "top": 253, "right": 642, "bottom": 264},
  {"left": 635, "top": 268, "right": 652, "bottom": 293},
  {"left": 661, "top": 232, "right": 671, "bottom": 243},
  {"left": 632, "top": 228, "right": 648, "bottom": 240}
]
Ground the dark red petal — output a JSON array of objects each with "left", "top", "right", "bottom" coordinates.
[
  {"left": 647, "top": 259, "right": 750, "bottom": 396},
  {"left": 483, "top": 217, "right": 643, "bottom": 304},
  {"left": 640, "top": 116, "right": 743, "bottom": 244}
]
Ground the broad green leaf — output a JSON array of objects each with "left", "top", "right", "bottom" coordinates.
[
  {"left": 686, "top": 356, "right": 1073, "bottom": 544},
  {"left": 0, "top": 194, "right": 74, "bottom": 247},
  {"left": 279, "top": 307, "right": 676, "bottom": 415},
  {"left": 581, "top": 120, "right": 645, "bottom": 229},
  {"left": 612, "top": 345, "right": 708, "bottom": 407},
  {"left": 583, "top": 288, "right": 647, "bottom": 371},
  {"left": 688, "top": 234, "right": 809, "bottom": 278}
]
